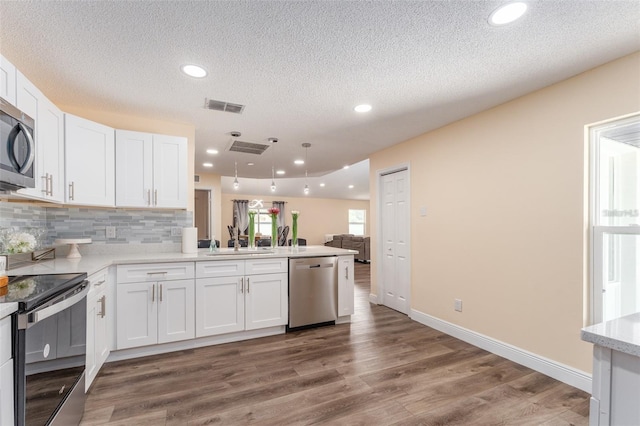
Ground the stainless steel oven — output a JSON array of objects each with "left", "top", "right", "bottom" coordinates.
[
  {"left": 7, "top": 273, "right": 88, "bottom": 426},
  {"left": 0, "top": 97, "right": 35, "bottom": 191}
]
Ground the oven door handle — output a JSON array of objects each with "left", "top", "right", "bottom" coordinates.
[{"left": 21, "top": 283, "right": 90, "bottom": 328}]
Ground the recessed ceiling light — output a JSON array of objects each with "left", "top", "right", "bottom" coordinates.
[
  {"left": 489, "top": 2, "right": 527, "bottom": 26},
  {"left": 247, "top": 162, "right": 255, "bottom": 166},
  {"left": 348, "top": 185, "right": 354, "bottom": 189},
  {"left": 276, "top": 170, "right": 285, "bottom": 175},
  {"left": 319, "top": 183, "right": 325, "bottom": 187},
  {"left": 203, "top": 162, "right": 213, "bottom": 168},
  {"left": 206, "top": 148, "right": 218, "bottom": 155},
  {"left": 354, "top": 104, "right": 372, "bottom": 113},
  {"left": 181, "top": 64, "right": 207, "bottom": 78},
  {"left": 343, "top": 165, "right": 350, "bottom": 169},
  {"left": 294, "top": 159, "right": 304, "bottom": 165}
]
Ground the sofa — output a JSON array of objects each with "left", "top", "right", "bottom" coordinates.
[{"left": 325, "top": 234, "right": 370, "bottom": 262}]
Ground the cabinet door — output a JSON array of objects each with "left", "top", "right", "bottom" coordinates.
[
  {"left": 0, "top": 358, "right": 14, "bottom": 426},
  {"left": 116, "top": 282, "right": 157, "bottom": 349},
  {"left": 152, "top": 134, "right": 187, "bottom": 208},
  {"left": 245, "top": 273, "right": 288, "bottom": 330},
  {"left": 15, "top": 71, "right": 45, "bottom": 199},
  {"left": 338, "top": 255, "right": 355, "bottom": 317},
  {"left": 195, "top": 276, "right": 244, "bottom": 337},
  {"left": 64, "top": 114, "right": 115, "bottom": 206},
  {"left": 115, "top": 130, "right": 153, "bottom": 207},
  {"left": 157, "top": 279, "right": 195, "bottom": 344},
  {"left": 85, "top": 290, "right": 98, "bottom": 390},
  {"left": 38, "top": 96, "right": 65, "bottom": 202},
  {"left": 0, "top": 54, "right": 16, "bottom": 105}
]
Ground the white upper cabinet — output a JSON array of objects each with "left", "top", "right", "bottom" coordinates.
[
  {"left": 116, "top": 130, "right": 187, "bottom": 209},
  {"left": 15, "top": 70, "right": 65, "bottom": 203},
  {"left": 65, "top": 114, "right": 115, "bottom": 206},
  {"left": 0, "top": 54, "right": 16, "bottom": 105}
]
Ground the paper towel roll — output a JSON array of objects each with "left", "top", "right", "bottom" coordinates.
[{"left": 182, "top": 227, "right": 198, "bottom": 253}]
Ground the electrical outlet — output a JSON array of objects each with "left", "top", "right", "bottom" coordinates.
[
  {"left": 454, "top": 299, "right": 463, "bottom": 312},
  {"left": 106, "top": 226, "right": 116, "bottom": 239},
  {"left": 0, "top": 256, "right": 6, "bottom": 272},
  {"left": 171, "top": 227, "right": 182, "bottom": 236}
]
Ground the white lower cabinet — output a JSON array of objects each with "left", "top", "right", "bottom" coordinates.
[
  {"left": 338, "top": 255, "right": 355, "bottom": 317},
  {"left": 116, "top": 263, "right": 195, "bottom": 350},
  {"left": 0, "top": 316, "right": 14, "bottom": 426},
  {"left": 195, "top": 258, "right": 288, "bottom": 338},
  {"left": 86, "top": 269, "right": 110, "bottom": 391}
]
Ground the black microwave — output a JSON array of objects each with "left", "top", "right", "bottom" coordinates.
[{"left": 0, "top": 96, "right": 35, "bottom": 191}]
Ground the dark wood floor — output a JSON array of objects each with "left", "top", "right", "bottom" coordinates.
[{"left": 81, "top": 263, "right": 590, "bottom": 425}]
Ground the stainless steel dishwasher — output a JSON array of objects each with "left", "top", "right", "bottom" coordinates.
[{"left": 288, "top": 256, "right": 338, "bottom": 329}]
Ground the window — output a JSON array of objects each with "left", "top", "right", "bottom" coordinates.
[
  {"left": 256, "top": 209, "right": 272, "bottom": 235},
  {"left": 348, "top": 209, "right": 366, "bottom": 235},
  {"left": 590, "top": 114, "right": 640, "bottom": 324}
]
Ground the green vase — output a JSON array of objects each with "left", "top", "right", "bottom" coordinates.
[
  {"left": 271, "top": 218, "right": 277, "bottom": 248},
  {"left": 292, "top": 217, "right": 298, "bottom": 247},
  {"left": 248, "top": 215, "right": 256, "bottom": 249}
]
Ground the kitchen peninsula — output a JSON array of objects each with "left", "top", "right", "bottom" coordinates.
[{"left": 1, "top": 245, "right": 356, "bottom": 393}]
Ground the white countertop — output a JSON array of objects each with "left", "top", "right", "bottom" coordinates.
[
  {"left": 0, "top": 302, "right": 17, "bottom": 320},
  {"left": 581, "top": 312, "right": 640, "bottom": 357},
  {"left": 3, "top": 245, "right": 357, "bottom": 279}
]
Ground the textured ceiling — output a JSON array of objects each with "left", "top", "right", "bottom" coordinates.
[{"left": 0, "top": 1, "right": 638, "bottom": 200}]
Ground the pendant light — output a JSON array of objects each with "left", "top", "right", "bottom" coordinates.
[
  {"left": 302, "top": 143, "right": 311, "bottom": 195},
  {"left": 269, "top": 138, "right": 278, "bottom": 192},
  {"left": 233, "top": 161, "right": 239, "bottom": 190}
]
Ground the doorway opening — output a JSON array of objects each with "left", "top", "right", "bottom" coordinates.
[
  {"left": 194, "top": 189, "right": 211, "bottom": 240},
  {"left": 589, "top": 113, "right": 640, "bottom": 324}
]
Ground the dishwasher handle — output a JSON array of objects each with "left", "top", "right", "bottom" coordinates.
[{"left": 298, "top": 263, "right": 333, "bottom": 269}]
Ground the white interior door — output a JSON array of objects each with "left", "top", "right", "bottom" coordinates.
[{"left": 381, "top": 168, "right": 410, "bottom": 314}]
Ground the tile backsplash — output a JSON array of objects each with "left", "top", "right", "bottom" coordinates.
[{"left": 0, "top": 201, "right": 192, "bottom": 252}]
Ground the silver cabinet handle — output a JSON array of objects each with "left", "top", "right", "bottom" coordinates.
[
  {"left": 240, "top": 277, "right": 244, "bottom": 293},
  {"left": 152, "top": 283, "right": 155, "bottom": 302},
  {"left": 49, "top": 174, "right": 53, "bottom": 196},
  {"left": 41, "top": 173, "right": 49, "bottom": 194},
  {"left": 154, "top": 189, "right": 158, "bottom": 206},
  {"left": 94, "top": 279, "right": 106, "bottom": 287},
  {"left": 345, "top": 266, "right": 349, "bottom": 279},
  {"left": 98, "top": 295, "right": 106, "bottom": 318},
  {"left": 247, "top": 277, "right": 250, "bottom": 293},
  {"left": 69, "top": 181, "right": 75, "bottom": 200},
  {"left": 147, "top": 189, "right": 151, "bottom": 206},
  {"left": 147, "top": 271, "right": 168, "bottom": 276},
  {"left": 160, "top": 283, "right": 163, "bottom": 302}
]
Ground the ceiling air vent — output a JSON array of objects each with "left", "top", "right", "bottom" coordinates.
[
  {"left": 204, "top": 98, "right": 245, "bottom": 114},
  {"left": 228, "top": 140, "right": 271, "bottom": 155}
]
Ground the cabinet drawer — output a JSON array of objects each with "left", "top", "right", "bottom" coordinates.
[
  {"left": 196, "top": 261, "right": 245, "bottom": 278},
  {"left": 246, "top": 258, "right": 288, "bottom": 275},
  {"left": 87, "top": 268, "right": 109, "bottom": 295},
  {"left": 117, "top": 262, "right": 194, "bottom": 283},
  {"left": 0, "top": 317, "right": 11, "bottom": 365}
]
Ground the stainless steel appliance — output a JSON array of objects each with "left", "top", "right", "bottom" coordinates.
[
  {"left": 0, "top": 97, "right": 36, "bottom": 191},
  {"left": 6, "top": 273, "right": 89, "bottom": 426},
  {"left": 288, "top": 257, "right": 337, "bottom": 330}
]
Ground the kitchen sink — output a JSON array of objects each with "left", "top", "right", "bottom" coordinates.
[{"left": 205, "top": 249, "right": 274, "bottom": 256}]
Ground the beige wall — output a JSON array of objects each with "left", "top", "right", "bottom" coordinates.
[
  {"left": 221, "top": 192, "right": 370, "bottom": 245},
  {"left": 194, "top": 172, "right": 223, "bottom": 244},
  {"left": 369, "top": 52, "right": 640, "bottom": 374},
  {"left": 58, "top": 105, "right": 197, "bottom": 213}
]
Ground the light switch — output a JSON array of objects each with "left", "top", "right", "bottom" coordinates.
[{"left": 420, "top": 206, "right": 427, "bottom": 217}]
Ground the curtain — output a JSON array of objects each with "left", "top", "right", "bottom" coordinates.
[
  {"left": 233, "top": 200, "right": 249, "bottom": 235},
  {"left": 272, "top": 201, "right": 285, "bottom": 228}
]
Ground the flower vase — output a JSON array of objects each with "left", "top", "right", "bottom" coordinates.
[
  {"left": 248, "top": 215, "right": 256, "bottom": 250},
  {"left": 291, "top": 217, "right": 298, "bottom": 248},
  {"left": 271, "top": 220, "right": 278, "bottom": 248}
]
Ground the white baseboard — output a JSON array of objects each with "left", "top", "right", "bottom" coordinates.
[
  {"left": 410, "top": 309, "right": 592, "bottom": 393},
  {"left": 107, "top": 326, "right": 285, "bottom": 363},
  {"left": 369, "top": 293, "right": 378, "bottom": 304}
]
